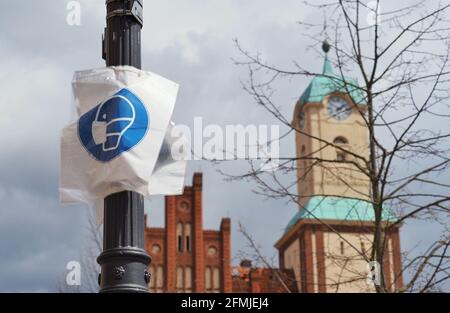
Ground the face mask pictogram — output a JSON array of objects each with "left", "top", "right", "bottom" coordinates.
[{"left": 77, "top": 88, "right": 148, "bottom": 162}]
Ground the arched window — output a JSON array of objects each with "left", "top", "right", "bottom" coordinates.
[
  {"left": 336, "top": 152, "right": 346, "bottom": 161},
  {"left": 149, "top": 266, "right": 155, "bottom": 291},
  {"left": 298, "top": 108, "right": 305, "bottom": 129},
  {"left": 333, "top": 136, "right": 348, "bottom": 145},
  {"left": 205, "top": 267, "right": 212, "bottom": 292},
  {"left": 185, "top": 223, "right": 192, "bottom": 252},
  {"left": 177, "top": 223, "right": 183, "bottom": 253},
  {"left": 212, "top": 267, "right": 220, "bottom": 292},
  {"left": 156, "top": 265, "right": 164, "bottom": 293},
  {"left": 334, "top": 137, "right": 348, "bottom": 161},
  {"left": 340, "top": 241, "right": 345, "bottom": 255},
  {"left": 176, "top": 266, "right": 183, "bottom": 292},
  {"left": 185, "top": 266, "right": 192, "bottom": 292}
]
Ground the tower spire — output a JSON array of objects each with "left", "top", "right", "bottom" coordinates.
[{"left": 321, "top": 15, "right": 332, "bottom": 74}]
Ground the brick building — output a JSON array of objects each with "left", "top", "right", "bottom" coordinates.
[
  {"left": 144, "top": 173, "right": 294, "bottom": 293},
  {"left": 232, "top": 260, "right": 298, "bottom": 293},
  {"left": 145, "top": 173, "right": 232, "bottom": 292}
]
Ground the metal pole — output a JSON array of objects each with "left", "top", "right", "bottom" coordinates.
[{"left": 96, "top": 0, "right": 151, "bottom": 293}]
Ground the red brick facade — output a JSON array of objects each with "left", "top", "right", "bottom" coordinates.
[
  {"left": 145, "top": 173, "right": 232, "bottom": 293},
  {"left": 232, "top": 261, "right": 298, "bottom": 293}
]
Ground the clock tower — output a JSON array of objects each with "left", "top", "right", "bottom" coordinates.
[
  {"left": 293, "top": 40, "right": 370, "bottom": 208},
  {"left": 275, "top": 41, "right": 403, "bottom": 293}
]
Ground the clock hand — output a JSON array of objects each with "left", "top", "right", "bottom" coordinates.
[{"left": 337, "top": 105, "right": 349, "bottom": 114}]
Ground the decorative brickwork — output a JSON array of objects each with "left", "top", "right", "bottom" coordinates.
[
  {"left": 145, "top": 173, "right": 232, "bottom": 293},
  {"left": 232, "top": 261, "right": 298, "bottom": 293}
]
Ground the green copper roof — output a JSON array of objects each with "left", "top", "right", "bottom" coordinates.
[
  {"left": 299, "top": 54, "right": 366, "bottom": 105},
  {"left": 285, "top": 196, "right": 396, "bottom": 233}
]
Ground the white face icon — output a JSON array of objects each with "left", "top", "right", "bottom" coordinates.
[
  {"left": 92, "top": 120, "right": 107, "bottom": 145},
  {"left": 327, "top": 96, "right": 351, "bottom": 121}
]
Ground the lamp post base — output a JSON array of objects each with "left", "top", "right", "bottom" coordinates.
[
  {"left": 97, "top": 191, "right": 151, "bottom": 293},
  {"left": 97, "top": 247, "right": 151, "bottom": 293}
]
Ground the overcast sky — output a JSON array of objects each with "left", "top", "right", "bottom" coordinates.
[{"left": 0, "top": 0, "right": 447, "bottom": 292}]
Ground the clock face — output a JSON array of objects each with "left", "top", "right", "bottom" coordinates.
[
  {"left": 327, "top": 96, "right": 351, "bottom": 121},
  {"left": 298, "top": 109, "right": 305, "bottom": 129}
]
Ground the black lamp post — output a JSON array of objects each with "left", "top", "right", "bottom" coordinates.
[{"left": 96, "top": 0, "right": 151, "bottom": 293}]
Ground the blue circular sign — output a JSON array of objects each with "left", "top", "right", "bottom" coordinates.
[{"left": 78, "top": 88, "right": 149, "bottom": 162}]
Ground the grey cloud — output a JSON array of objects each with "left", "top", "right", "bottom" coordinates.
[{"left": 0, "top": 0, "right": 447, "bottom": 292}]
